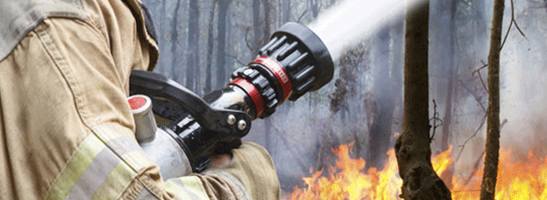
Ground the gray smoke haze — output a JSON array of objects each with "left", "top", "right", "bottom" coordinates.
[{"left": 140, "top": 0, "right": 547, "bottom": 196}]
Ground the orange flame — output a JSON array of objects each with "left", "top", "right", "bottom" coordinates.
[{"left": 289, "top": 144, "right": 547, "bottom": 199}]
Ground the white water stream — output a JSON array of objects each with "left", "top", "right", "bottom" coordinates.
[{"left": 308, "top": 0, "right": 424, "bottom": 61}]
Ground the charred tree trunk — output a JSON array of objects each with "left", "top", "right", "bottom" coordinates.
[
  {"left": 186, "top": 0, "right": 200, "bottom": 92},
  {"left": 215, "top": 0, "right": 232, "bottom": 88},
  {"left": 204, "top": 1, "right": 217, "bottom": 93},
  {"left": 367, "top": 27, "right": 394, "bottom": 170},
  {"left": 394, "top": 1, "right": 452, "bottom": 199},
  {"left": 480, "top": 0, "right": 503, "bottom": 199}
]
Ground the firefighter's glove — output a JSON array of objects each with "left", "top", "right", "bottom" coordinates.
[{"left": 205, "top": 141, "right": 280, "bottom": 200}]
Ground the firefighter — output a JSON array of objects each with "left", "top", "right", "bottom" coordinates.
[{"left": 0, "top": 0, "right": 280, "bottom": 199}]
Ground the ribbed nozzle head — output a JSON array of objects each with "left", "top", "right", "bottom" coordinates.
[
  {"left": 257, "top": 22, "right": 334, "bottom": 101},
  {"left": 230, "top": 22, "right": 334, "bottom": 118}
]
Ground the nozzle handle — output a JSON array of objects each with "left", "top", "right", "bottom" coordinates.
[{"left": 130, "top": 70, "right": 251, "bottom": 138}]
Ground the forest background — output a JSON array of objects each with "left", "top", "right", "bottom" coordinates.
[{"left": 142, "top": 0, "right": 547, "bottom": 197}]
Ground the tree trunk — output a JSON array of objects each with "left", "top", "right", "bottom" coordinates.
[
  {"left": 440, "top": 0, "right": 458, "bottom": 188},
  {"left": 391, "top": 16, "right": 404, "bottom": 134},
  {"left": 441, "top": 0, "right": 457, "bottom": 153},
  {"left": 262, "top": 0, "right": 271, "bottom": 40},
  {"left": 309, "top": 0, "right": 320, "bottom": 19},
  {"left": 158, "top": 0, "right": 167, "bottom": 70},
  {"left": 204, "top": 1, "right": 217, "bottom": 93},
  {"left": 262, "top": 0, "right": 274, "bottom": 153},
  {"left": 186, "top": 0, "right": 200, "bottom": 92},
  {"left": 170, "top": 0, "right": 182, "bottom": 81},
  {"left": 394, "top": 1, "right": 452, "bottom": 199},
  {"left": 282, "top": 0, "right": 290, "bottom": 23},
  {"left": 216, "top": 0, "right": 232, "bottom": 88},
  {"left": 480, "top": 0, "right": 503, "bottom": 198},
  {"left": 252, "top": 0, "right": 261, "bottom": 53},
  {"left": 367, "top": 27, "right": 394, "bottom": 170}
]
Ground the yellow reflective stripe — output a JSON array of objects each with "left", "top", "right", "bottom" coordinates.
[
  {"left": 90, "top": 162, "right": 138, "bottom": 200},
  {"left": 45, "top": 123, "right": 152, "bottom": 200},
  {"left": 44, "top": 135, "right": 106, "bottom": 200},
  {"left": 165, "top": 177, "right": 209, "bottom": 200}
]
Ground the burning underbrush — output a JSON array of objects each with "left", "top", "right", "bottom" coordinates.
[{"left": 288, "top": 143, "right": 547, "bottom": 199}]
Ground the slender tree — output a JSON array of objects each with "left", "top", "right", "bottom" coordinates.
[
  {"left": 309, "top": 0, "right": 320, "bottom": 18},
  {"left": 252, "top": 0, "right": 262, "bottom": 54},
  {"left": 367, "top": 27, "right": 395, "bottom": 170},
  {"left": 262, "top": 0, "right": 274, "bottom": 153},
  {"left": 262, "top": 0, "right": 271, "bottom": 41},
  {"left": 282, "top": 0, "right": 290, "bottom": 23},
  {"left": 170, "top": 0, "right": 182, "bottom": 81},
  {"left": 480, "top": 0, "right": 503, "bottom": 198},
  {"left": 186, "top": 0, "right": 200, "bottom": 92},
  {"left": 204, "top": 1, "right": 217, "bottom": 93},
  {"left": 390, "top": 15, "right": 404, "bottom": 131},
  {"left": 394, "top": 1, "right": 452, "bottom": 199},
  {"left": 216, "top": 0, "right": 232, "bottom": 88},
  {"left": 440, "top": 0, "right": 460, "bottom": 154},
  {"left": 438, "top": 0, "right": 460, "bottom": 188}
]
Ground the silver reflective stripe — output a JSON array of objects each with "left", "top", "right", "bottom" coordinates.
[
  {"left": 106, "top": 135, "right": 142, "bottom": 155},
  {"left": 66, "top": 148, "right": 120, "bottom": 199},
  {"left": 169, "top": 179, "right": 201, "bottom": 200}
]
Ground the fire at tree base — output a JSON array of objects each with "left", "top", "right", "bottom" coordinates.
[{"left": 288, "top": 143, "right": 547, "bottom": 200}]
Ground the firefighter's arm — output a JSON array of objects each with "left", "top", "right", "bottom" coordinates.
[{"left": 13, "top": 15, "right": 274, "bottom": 200}]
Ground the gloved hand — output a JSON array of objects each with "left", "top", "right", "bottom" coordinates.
[{"left": 204, "top": 141, "right": 281, "bottom": 200}]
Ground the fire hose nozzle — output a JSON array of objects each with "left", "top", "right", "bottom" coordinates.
[
  {"left": 230, "top": 22, "right": 334, "bottom": 118},
  {"left": 130, "top": 22, "right": 334, "bottom": 176}
]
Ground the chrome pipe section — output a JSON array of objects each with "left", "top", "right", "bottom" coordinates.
[{"left": 139, "top": 128, "right": 193, "bottom": 179}]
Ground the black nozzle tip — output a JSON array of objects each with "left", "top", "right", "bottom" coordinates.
[{"left": 273, "top": 22, "right": 334, "bottom": 91}]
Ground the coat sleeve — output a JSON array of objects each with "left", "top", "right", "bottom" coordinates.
[{"left": 0, "top": 0, "right": 280, "bottom": 198}]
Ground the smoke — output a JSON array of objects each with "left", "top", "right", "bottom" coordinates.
[
  {"left": 307, "top": 0, "right": 424, "bottom": 61},
  {"left": 499, "top": 17, "right": 547, "bottom": 156}
]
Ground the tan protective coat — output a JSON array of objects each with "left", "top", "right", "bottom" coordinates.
[{"left": 0, "top": 0, "right": 280, "bottom": 199}]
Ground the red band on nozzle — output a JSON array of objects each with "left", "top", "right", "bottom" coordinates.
[
  {"left": 230, "top": 78, "right": 264, "bottom": 117},
  {"left": 252, "top": 56, "right": 293, "bottom": 101}
]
